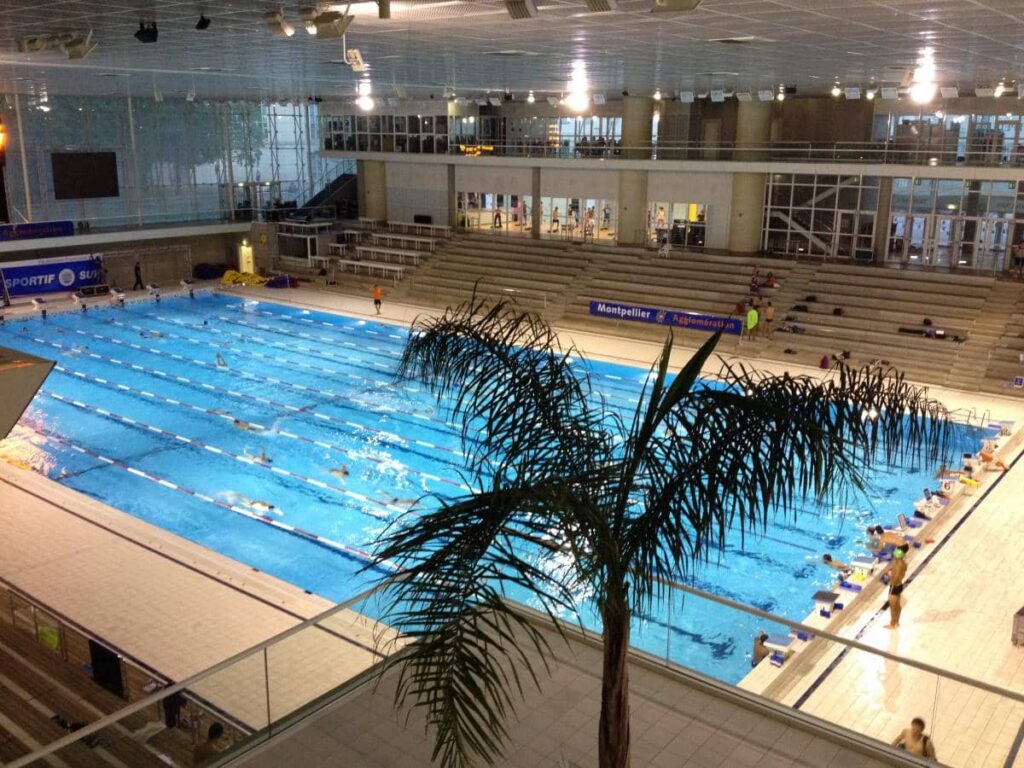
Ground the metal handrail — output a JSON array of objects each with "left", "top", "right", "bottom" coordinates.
[
  {"left": 654, "top": 575, "right": 1024, "bottom": 706},
  {"left": 4, "top": 575, "right": 404, "bottom": 768}
]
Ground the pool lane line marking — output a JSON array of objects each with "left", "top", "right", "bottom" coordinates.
[
  {"left": 42, "top": 390, "right": 417, "bottom": 519},
  {"left": 33, "top": 333, "right": 465, "bottom": 441},
  {"left": 242, "top": 304, "right": 653, "bottom": 389},
  {"left": 50, "top": 365, "right": 472, "bottom": 494},
  {"left": 64, "top": 326, "right": 460, "bottom": 432},
  {"left": 105, "top": 317, "right": 420, "bottom": 394},
  {"left": 33, "top": 340, "right": 469, "bottom": 464},
  {"left": 1004, "top": 720, "right": 1024, "bottom": 768},
  {"left": 0, "top": 473, "right": 383, "bottom": 661},
  {"left": 792, "top": 443, "right": 1024, "bottom": 714},
  {"left": 22, "top": 420, "right": 400, "bottom": 575}
]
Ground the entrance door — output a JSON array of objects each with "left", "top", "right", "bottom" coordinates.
[
  {"left": 906, "top": 215, "right": 932, "bottom": 263},
  {"left": 977, "top": 215, "right": 1011, "bottom": 270},
  {"left": 931, "top": 215, "right": 960, "bottom": 266}
]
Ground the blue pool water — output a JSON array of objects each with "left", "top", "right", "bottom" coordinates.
[{"left": 0, "top": 293, "right": 984, "bottom": 683}]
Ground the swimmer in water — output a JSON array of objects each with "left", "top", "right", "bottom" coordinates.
[
  {"left": 329, "top": 465, "right": 350, "bottom": 480},
  {"left": 216, "top": 353, "right": 228, "bottom": 368},
  {"left": 257, "top": 447, "right": 271, "bottom": 464},
  {"left": 229, "top": 493, "right": 282, "bottom": 516},
  {"left": 233, "top": 418, "right": 262, "bottom": 433},
  {"left": 383, "top": 495, "right": 421, "bottom": 509}
]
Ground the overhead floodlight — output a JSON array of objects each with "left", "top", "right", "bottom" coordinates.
[
  {"left": 487, "top": 96, "right": 501, "bottom": 106},
  {"left": 264, "top": 11, "right": 295, "bottom": 37},
  {"left": 830, "top": 83, "right": 841, "bottom": 97},
  {"left": 592, "top": 92, "right": 605, "bottom": 104},
  {"left": 153, "top": 85, "right": 163, "bottom": 102},
  {"left": 975, "top": 86, "right": 995, "bottom": 97},
  {"left": 880, "top": 86, "right": 898, "bottom": 100},
  {"left": 757, "top": 89, "right": 773, "bottom": 101},
  {"left": 61, "top": 30, "right": 96, "bottom": 59},
  {"left": 994, "top": 82, "right": 1006, "bottom": 97},
  {"left": 584, "top": 0, "right": 618, "bottom": 10},
  {"left": 735, "top": 90, "right": 751, "bottom": 101},
  {"left": 356, "top": 79, "right": 374, "bottom": 110},
  {"left": 651, "top": 0, "right": 701, "bottom": 12},
  {"left": 346, "top": 48, "right": 368, "bottom": 72},
  {"left": 709, "top": 88, "right": 724, "bottom": 102},
  {"left": 865, "top": 89, "right": 876, "bottom": 100},
  {"left": 475, "top": 97, "right": 488, "bottom": 106},
  {"left": 386, "top": 97, "right": 397, "bottom": 106},
  {"left": 526, "top": 91, "right": 535, "bottom": 103},
  {"left": 314, "top": 11, "right": 353, "bottom": 38},
  {"left": 134, "top": 21, "right": 158, "bottom": 43},
  {"left": 546, "top": 95, "right": 559, "bottom": 106},
  {"left": 652, "top": 88, "right": 662, "bottom": 100},
  {"left": 844, "top": 86, "right": 860, "bottom": 99},
  {"left": 679, "top": 90, "right": 694, "bottom": 103},
  {"left": 16, "top": 36, "right": 47, "bottom": 53},
  {"left": 939, "top": 85, "right": 958, "bottom": 98},
  {"left": 505, "top": 0, "right": 538, "bottom": 19},
  {"left": 195, "top": 14, "right": 211, "bottom": 30},
  {"left": 393, "top": 84, "right": 408, "bottom": 99}
]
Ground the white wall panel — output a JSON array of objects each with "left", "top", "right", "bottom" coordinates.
[
  {"left": 385, "top": 162, "right": 450, "bottom": 225},
  {"left": 455, "top": 165, "right": 532, "bottom": 193},
  {"left": 539, "top": 168, "right": 619, "bottom": 199}
]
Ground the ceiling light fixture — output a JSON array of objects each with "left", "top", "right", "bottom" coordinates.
[
  {"left": 264, "top": 11, "right": 295, "bottom": 37},
  {"left": 564, "top": 60, "right": 589, "bottom": 112},
  {"left": 865, "top": 89, "right": 876, "bottom": 100},
  {"left": 735, "top": 90, "right": 751, "bottom": 101},
  {"left": 830, "top": 83, "right": 841, "bottom": 97},
  {"left": 195, "top": 14, "right": 211, "bottom": 30},
  {"left": 61, "top": 30, "right": 96, "bottom": 59},
  {"left": 134, "top": 21, "right": 158, "bottom": 44},
  {"left": 939, "top": 85, "right": 958, "bottom": 98},
  {"left": 651, "top": 0, "right": 702, "bottom": 13},
  {"left": 356, "top": 79, "right": 374, "bottom": 110},
  {"left": 757, "top": 89, "right": 773, "bottom": 102},
  {"left": 844, "top": 86, "right": 860, "bottom": 99},
  {"left": 527, "top": 91, "right": 535, "bottom": 103},
  {"left": 909, "top": 46, "right": 936, "bottom": 104},
  {"left": 505, "top": 0, "right": 538, "bottom": 19},
  {"left": 653, "top": 88, "right": 662, "bottom": 100},
  {"left": 994, "top": 81, "right": 1006, "bottom": 98},
  {"left": 584, "top": 0, "right": 618, "bottom": 11},
  {"left": 679, "top": 90, "right": 694, "bottom": 103},
  {"left": 313, "top": 11, "right": 353, "bottom": 38}
]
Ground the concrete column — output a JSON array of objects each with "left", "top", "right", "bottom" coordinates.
[
  {"left": 873, "top": 176, "right": 893, "bottom": 262},
  {"left": 617, "top": 169, "right": 648, "bottom": 246},
  {"left": 531, "top": 167, "right": 541, "bottom": 238},
  {"left": 621, "top": 96, "right": 654, "bottom": 160},
  {"left": 728, "top": 173, "right": 766, "bottom": 254},
  {"left": 734, "top": 100, "right": 771, "bottom": 161},
  {"left": 447, "top": 164, "right": 457, "bottom": 228},
  {"left": 357, "top": 159, "right": 387, "bottom": 220},
  {"left": 728, "top": 101, "right": 771, "bottom": 253}
]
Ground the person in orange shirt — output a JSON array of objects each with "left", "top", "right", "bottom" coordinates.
[{"left": 372, "top": 284, "right": 383, "bottom": 315}]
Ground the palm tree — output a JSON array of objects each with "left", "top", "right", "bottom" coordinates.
[{"left": 370, "top": 295, "right": 953, "bottom": 768}]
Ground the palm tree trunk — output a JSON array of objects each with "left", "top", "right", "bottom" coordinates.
[{"left": 598, "top": 596, "right": 631, "bottom": 768}]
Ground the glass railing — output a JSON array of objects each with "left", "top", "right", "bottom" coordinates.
[
  {"left": 3, "top": 579, "right": 399, "bottom": 768},
  {"left": 643, "top": 577, "right": 1024, "bottom": 768},
  {"left": 324, "top": 135, "right": 1024, "bottom": 168}
]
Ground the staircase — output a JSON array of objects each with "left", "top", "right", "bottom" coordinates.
[
  {"left": 301, "top": 172, "right": 357, "bottom": 219},
  {"left": 945, "top": 281, "right": 1020, "bottom": 391}
]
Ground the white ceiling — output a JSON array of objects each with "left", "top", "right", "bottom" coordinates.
[{"left": 0, "top": 0, "right": 1022, "bottom": 102}]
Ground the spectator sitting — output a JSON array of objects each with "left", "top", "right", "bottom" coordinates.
[{"left": 763, "top": 271, "right": 778, "bottom": 288}]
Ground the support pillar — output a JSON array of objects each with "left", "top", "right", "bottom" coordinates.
[
  {"left": 728, "top": 100, "right": 771, "bottom": 253},
  {"left": 447, "top": 164, "right": 457, "bottom": 228},
  {"left": 531, "top": 167, "right": 541, "bottom": 238},
  {"left": 620, "top": 96, "right": 654, "bottom": 160},
  {"left": 873, "top": 176, "right": 893, "bottom": 263},
  {"left": 357, "top": 159, "right": 387, "bottom": 221},
  {"left": 617, "top": 169, "right": 648, "bottom": 246}
]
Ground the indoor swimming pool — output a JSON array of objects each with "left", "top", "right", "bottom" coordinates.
[{"left": 0, "top": 292, "right": 986, "bottom": 683}]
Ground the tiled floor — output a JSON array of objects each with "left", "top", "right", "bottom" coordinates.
[{"left": 234, "top": 620, "right": 921, "bottom": 768}]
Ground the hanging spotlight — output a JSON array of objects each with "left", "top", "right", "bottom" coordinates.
[
  {"left": 994, "top": 81, "right": 1006, "bottom": 98},
  {"left": 909, "top": 47, "right": 936, "bottom": 104},
  {"left": 526, "top": 91, "right": 535, "bottom": 103},
  {"left": 865, "top": 89, "right": 876, "bottom": 100},
  {"left": 830, "top": 83, "right": 841, "bottom": 97},
  {"left": 652, "top": 88, "right": 662, "bottom": 101},
  {"left": 776, "top": 84, "right": 785, "bottom": 102},
  {"left": 195, "top": 14, "right": 211, "bottom": 30},
  {"left": 134, "top": 21, "right": 158, "bottom": 44}
]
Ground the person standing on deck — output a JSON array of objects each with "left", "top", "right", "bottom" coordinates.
[{"left": 372, "top": 284, "right": 383, "bottom": 315}]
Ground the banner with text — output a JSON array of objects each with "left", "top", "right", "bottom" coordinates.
[
  {"left": 1, "top": 256, "right": 103, "bottom": 297},
  {"left": 589, "top": 300, "right": 741, "bottom": 335},
  {"left": 0, "top": 220, "right": 75, "bottom": 243}
]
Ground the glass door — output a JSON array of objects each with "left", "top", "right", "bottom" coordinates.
[{"left": 931, "top": 214, "right": 960, "bottom": 266}]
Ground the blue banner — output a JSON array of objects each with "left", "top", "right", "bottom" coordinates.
[
  {"left": 0, "top": 220, "right": 75, "bottom": 242},
  {"left": 589, "top": 300, "right": 742, "bottom": 335},
  {"left": 2, "top": 256, "right": 103, "bottom": 297}
]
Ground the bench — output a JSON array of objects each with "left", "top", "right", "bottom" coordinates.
[
  {"left": 336, "top": 259, "right": 406, "bottom": 284},
  {"left": 369, "top": 232, "right": 437, "bottom": 252},
  {"left": 387, "top": 221, "right": 452, "bottom": 238},
  {"left": 354, "top": 245, "right": 421, "bottom": 266}
]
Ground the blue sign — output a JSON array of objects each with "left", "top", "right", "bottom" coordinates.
[
  {"left": 0, "top": 220, "right": 75, "bottom": 243},
  {"left": 589, "top": 300, "right": 742, "bottom": 335},
  {"left": 2, "top": 256, "right": 103, "bottom": 297}
]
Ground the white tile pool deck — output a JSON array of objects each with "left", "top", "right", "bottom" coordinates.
[{"left": 1, "top": 284, "right": 1023, "bottom": 765}]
